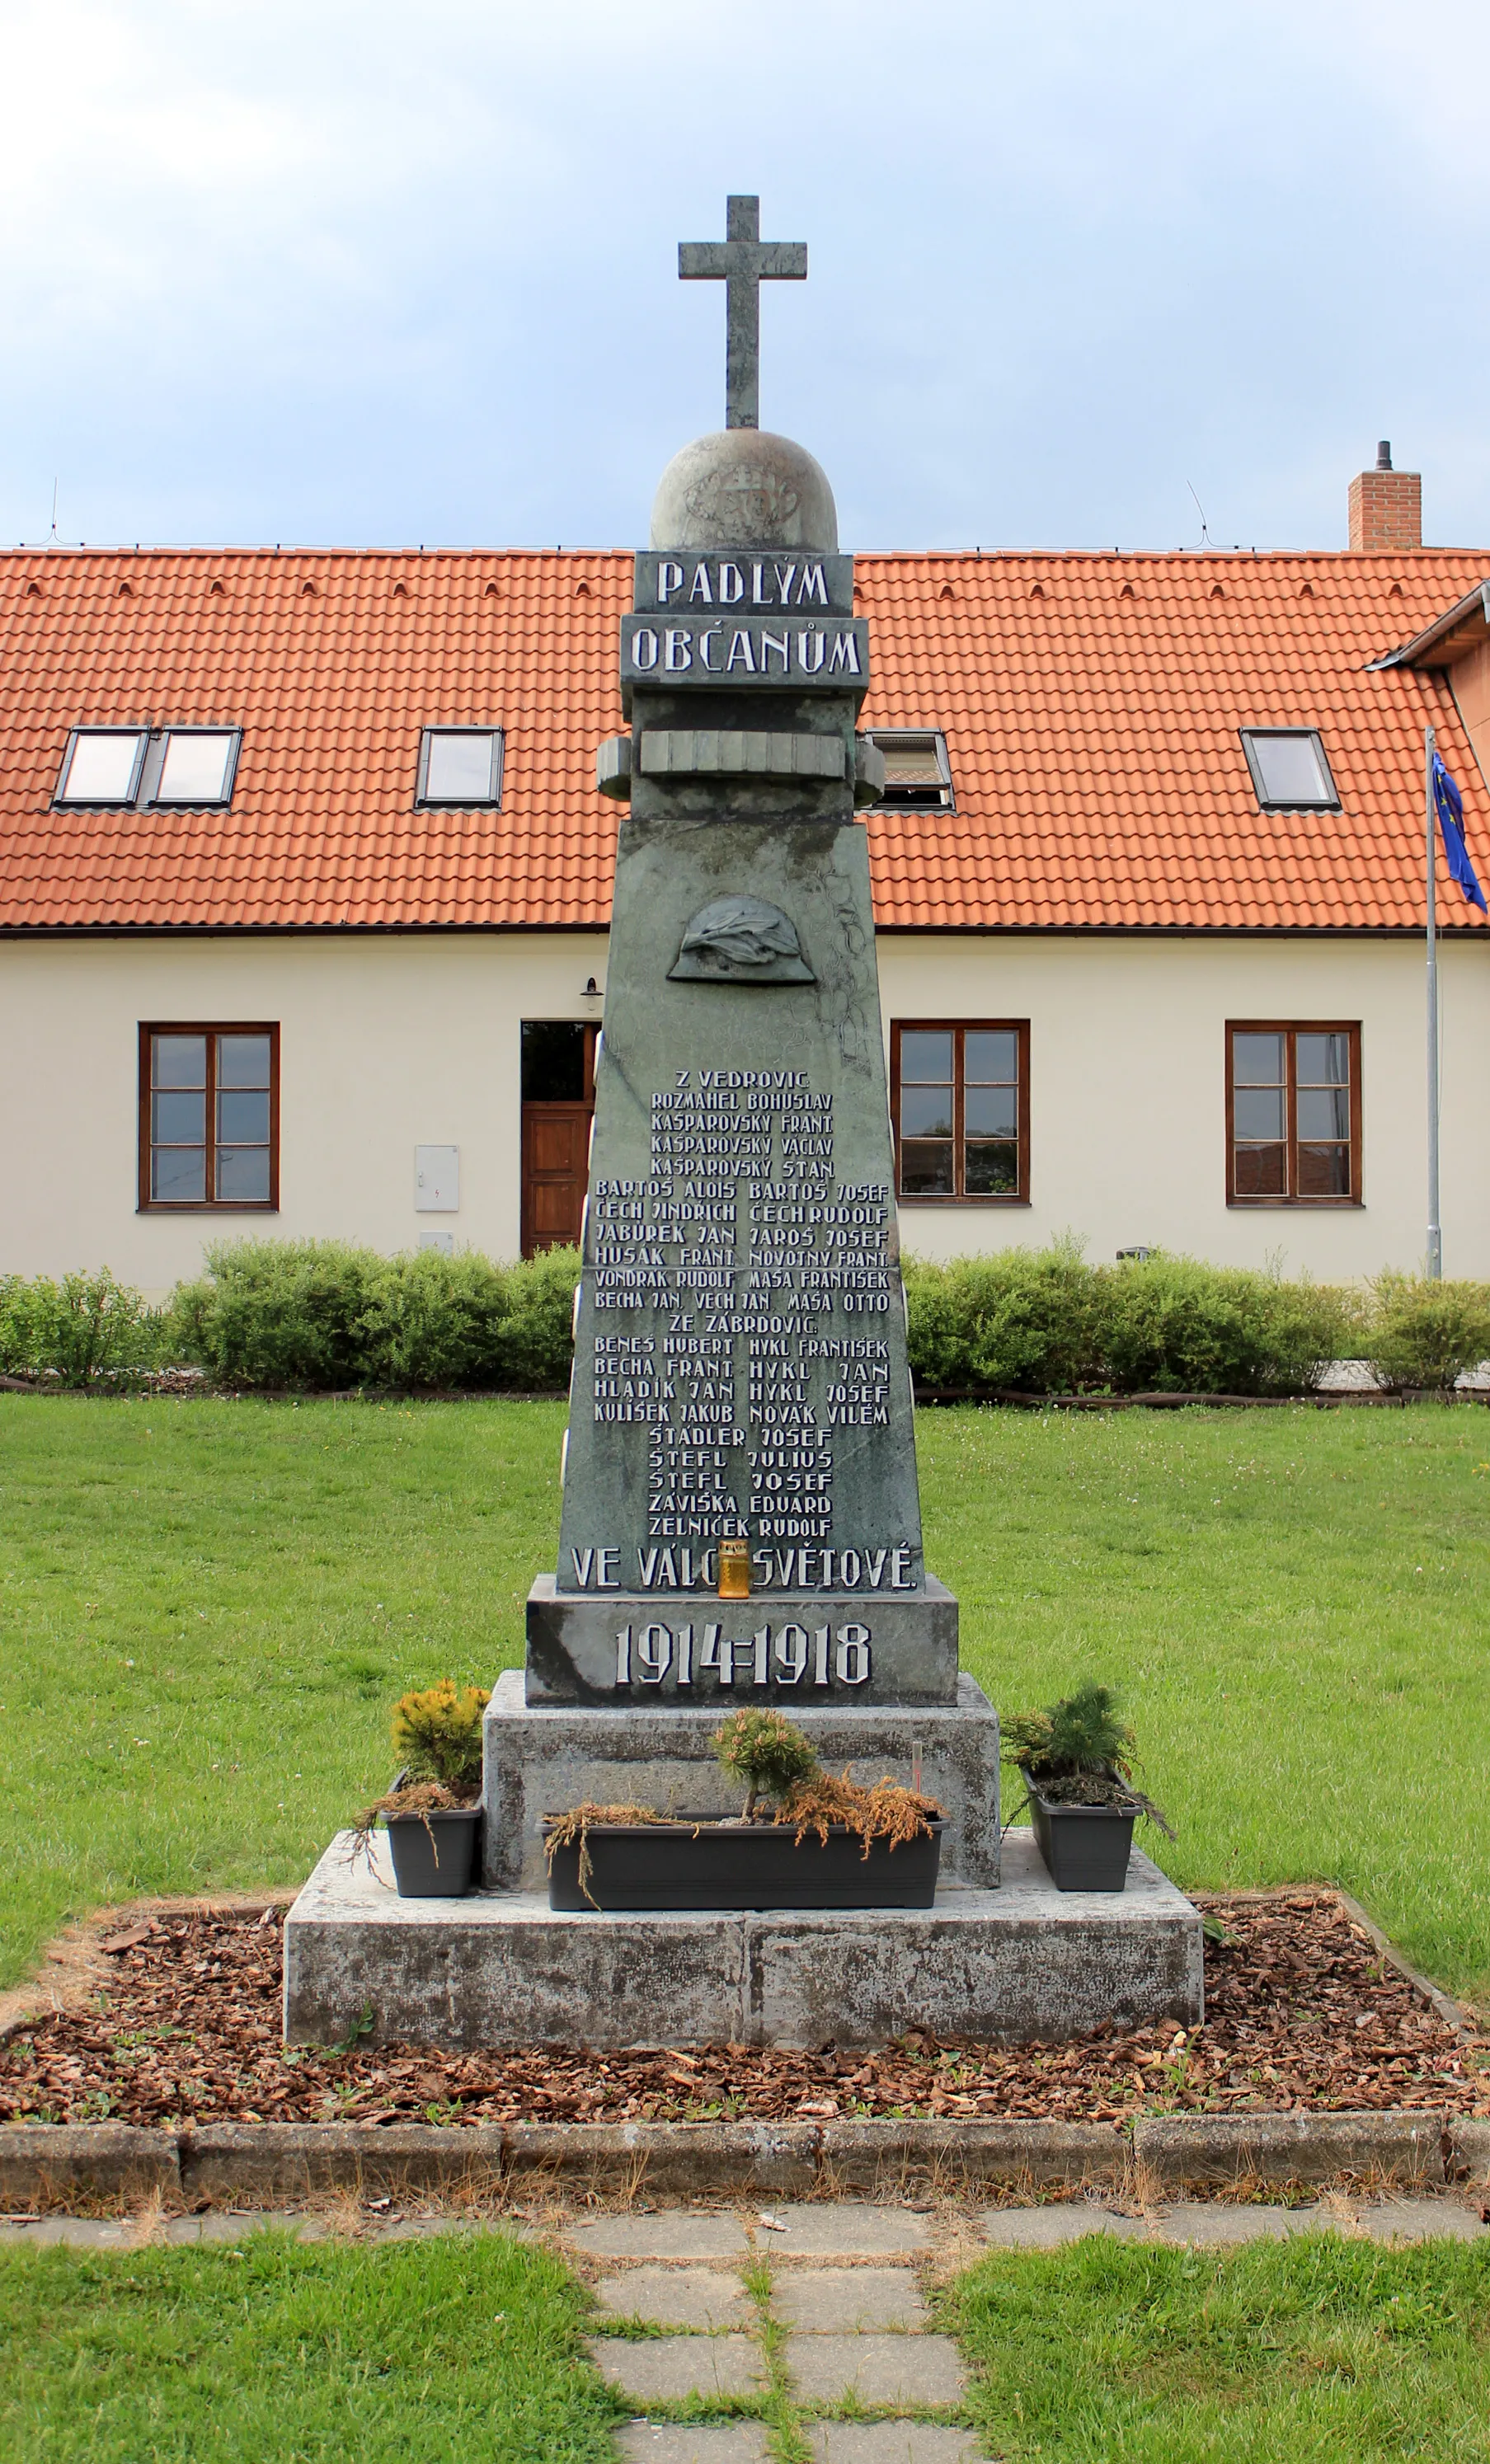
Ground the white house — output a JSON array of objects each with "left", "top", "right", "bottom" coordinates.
[{"left": 2, "top": 448, "right": 1487, "bottom": 1292}]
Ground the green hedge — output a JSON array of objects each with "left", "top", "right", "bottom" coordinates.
[
  {"left": 900, "top": 1242, "right": 1105, "bottom": 1393},
  {"left": 2, "top": 1239, "right": 1487, "bottom": 1396},
  {"left": 1098, "top": 1253, "right": 1362, "bottom": 1396},
  {"left": 0, "top": 1270, "right": 166, "bottom": 1387},
  {"left": 905, "top": 1246, "right": 1356, "bottom": 1396},
  {"left": 0, "top": 1244, "right": 578, "bottom": 1392},
  {"left": 905, "top": 1246, "right": 1490, "bottom": 1395},
  {"left": 167, "top": 1240, "right": 378, "bottom": 1388},
  {"left": 1365, "top": 1272, "right": 1490, "bottom": 1392},
  {"left": 168, "top": 1240, "right": 580, "bottom": 1390}
]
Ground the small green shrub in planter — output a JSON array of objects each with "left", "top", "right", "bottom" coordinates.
[
  {"left": 713, "top": 1704, "right": 820, "bottom": 1820},
  {"left": 355, "top": 1679, "right": 491, "bottom": 1898},
  {"left": 1004, "top": 1681, "right": 1173, "bottom": 1894},
  {"left": 1365, "top": 1272, "right": 1490, "bottom": 1392},
  {"left": 389, "top": 1678, "right": 491, "bottom": 1789}
]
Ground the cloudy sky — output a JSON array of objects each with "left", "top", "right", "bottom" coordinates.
[{"left": 3, "top": 0, "right": 1489, "bottom": 555}]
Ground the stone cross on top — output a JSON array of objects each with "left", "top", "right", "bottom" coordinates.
[{"left": 679, "top": 195, "right": 806, "bottom": 433}]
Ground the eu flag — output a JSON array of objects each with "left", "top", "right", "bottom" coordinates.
[{"left": 1432, "top": 754, "right": 1488, "bottom": 913}]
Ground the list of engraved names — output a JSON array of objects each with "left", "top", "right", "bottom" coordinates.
[{"left": 581, "top": 1068, "right": 910, "bottom": 1596}]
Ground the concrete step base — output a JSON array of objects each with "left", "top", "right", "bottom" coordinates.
[{"left": 282, "top": 1829, "right": 1202, "bottom": 2050}]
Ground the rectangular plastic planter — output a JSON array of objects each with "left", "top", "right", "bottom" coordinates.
[
  {"left": 544, "top": 1819, "right": 944, "bottom": 1912},
  {"left": 384, "top": 1809, "right": 482, "bottom": 1898},
  {"left": 1027, "top": 1786, "right": 1135, "bottom": 1893}
]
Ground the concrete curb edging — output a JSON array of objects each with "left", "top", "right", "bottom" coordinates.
[
  {"left": 2, "top": 2113, "right": 1486, "bottom": 2209},
  {"left": 1131, "top": 2113, "right": 1467, "bottom": 2191},
  {"left": 1332, "top": 1890, "right": 1479, "bottom": 2039},
  {"left": 180, "top": 2124, "right": 508, "bottom": 2203},
  {"left": 0, "top": 2125, "right": 183, "bottom": 2204},
  {"left": 818, "top": 2119, "right": 1128, "bottom": 2190}
]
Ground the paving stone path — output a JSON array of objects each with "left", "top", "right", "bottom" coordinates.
[
  {"left": 2, "top": 2192, "right": 1483, "bottom": 2463},
  {"left": 556, "top": 2195, "right": 1487, "bottom": 2464},
  {"left": 571, "top": 2200, "right": 971, "bottom": 2464}
]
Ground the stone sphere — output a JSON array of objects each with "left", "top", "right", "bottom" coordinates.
[{"left": 650, "top": 430, "right": 838, "bottom": 554}]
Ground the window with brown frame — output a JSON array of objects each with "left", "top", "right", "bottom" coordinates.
[
  {"left": 891, "top": 1021, "right": 1029, "bottom": 1201},
  {"left": 139, "top": 1025, "right": 280, "bottom": 1210},
  {"left": 1227, "top": 1023, "right": 1361, "bottom": 1204}
]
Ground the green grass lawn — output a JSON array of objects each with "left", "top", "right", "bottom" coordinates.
[
  {"left": 1, "top": 1394, "right": 1487, "bottom": 2000},
  {"left": 0, "top": 2231, "right": 617, "bottom": 2463},
  {"left": 919, "top": 1402, "right": 1490, "bottom": 2005},
  {"left": 944, "top": 2235, "right": 1490, "bottom": 2462},
  {"left": 2, "top": 2230, "right": 1486, "bottom": 2464}
]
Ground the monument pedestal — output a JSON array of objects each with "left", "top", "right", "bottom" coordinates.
[
  {"left": 479, "top": 1666, "right": 1001, "bottom": 1892},
  {"left": 283, "top": 1678, "right": 1204, "bottom": 2051},
  {"left": 525, "top": 1575, "right": 961, "bottom": 1707},
  {"left": 283, "top": 1830, "right": 1203, "bottom": 2050}
]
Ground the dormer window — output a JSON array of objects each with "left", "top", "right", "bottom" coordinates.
[
  {"left": 54, "top": 730, "right": 148, "bottom": 806},
  {"left": 1239, "top": 729, "right": 1339, "bottom": 811},
  {"left": 417, "top": 727, "right": 504, "bottom": 808},
  {"left": 865, "top": 730, "right": 953, "bottom": 811}
]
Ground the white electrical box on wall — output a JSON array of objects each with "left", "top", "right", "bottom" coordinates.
[
  {"left": 418, "top": 1230, "right": 454, "bottom": 1255},
  {"left": 415, "top": 1145, "right": 459, "bottom": 1211}
]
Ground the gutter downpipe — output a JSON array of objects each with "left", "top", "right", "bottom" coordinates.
[{"left": 1425, "top": 725, "right": 1442, "bottom": 1279}]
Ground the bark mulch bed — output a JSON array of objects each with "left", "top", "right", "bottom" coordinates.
[{"left": 2, "top": 1892, "right": 1484, "bottom": 2131}]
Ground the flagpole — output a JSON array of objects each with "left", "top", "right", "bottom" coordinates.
[{"left": 1426, "top": 725, "right": 1442, "bottom": 1279}]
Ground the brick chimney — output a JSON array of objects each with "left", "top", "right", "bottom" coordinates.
[{"left": 1349, "top": 440, "right": 1422, "bottom": 552}]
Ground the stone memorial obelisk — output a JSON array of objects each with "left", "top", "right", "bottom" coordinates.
[
  {"left": 486, "top": 196, "right": 1001, "bottom": 1876},
  {"left": 285, "top": 202, "right": 1206, "bottom": 2048}
]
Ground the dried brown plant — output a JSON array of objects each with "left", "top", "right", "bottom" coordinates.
[{"left": 774, "top": 1768, "right": 944, "bottom": 1858}]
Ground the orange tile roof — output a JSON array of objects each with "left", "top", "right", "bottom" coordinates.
[{"left": 1, "top": 544, "right": 1486, "bottom": 935}]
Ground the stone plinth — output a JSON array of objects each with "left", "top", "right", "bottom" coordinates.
[
  {"left": 282, "top": 1830, "right": 1203, "bottom": 2050},
  {"left": 525, "top": 1575, "right": 960, "bottom": 1706},
  {"left": 481, "top": 1667, "right": 999, "bottom": 1892}
]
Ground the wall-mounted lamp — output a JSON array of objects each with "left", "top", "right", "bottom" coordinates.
[{"left": 583, "top": 977, "right": 601, "bottom": 997}]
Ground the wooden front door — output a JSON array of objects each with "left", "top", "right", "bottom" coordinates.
[{"left": 520, "top": 1021, "right": 597, "bottom": 1256}]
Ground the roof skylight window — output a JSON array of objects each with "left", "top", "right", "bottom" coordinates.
[
  {"left": 55, "top": 725, "right": 242, "bottom": 811},
  {"left": 864, "top": 730, "right": 954, "bottom": 812},
  {"left": 1239, "top": 729, "right": 1339, "bottom": 811},
  {"left": 155, "top": 730, "right": 240, "bottom": 805},
  {"left": 55, "top": 730, "right": 148, "bottom": 805},
  {"left": 417, "top": 727, "right": 504, "bottom": 808}
]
